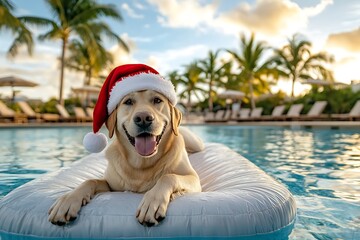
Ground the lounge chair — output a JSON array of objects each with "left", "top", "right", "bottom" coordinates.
[
  {"left": 0, "top": 100, "right": 27, "bottom": 123},
  {"left": 74, "top": 107, "right": 92, "bottom": 122},
  {"left": 205, "top": 110, "right": 227, "bottom": 123},
  {"left": 298, "top": 101, "right": 328, "bottom": 120},
  {"left": 249, "top": 107, "right": 263, "bottom": 121},
  {"left": 274, "top": 104, "right": 304, "bottom": 121},
  {"left": 17, "top": 101, "right": 59, "bottom": 122},
  {"left": 230, "top": 103, "right": 240, "bottom": 120},
  {"left": 223, "top": 110, "right": 232, "bottom": 122},
  {"left": 55, "top": 104, "right": 77, "bottom": 122},
  {"left": 230, "top": 109, "right": 239, "bottom": 120},
  {"left": 236, "top": 108, "right": 251, "bottom": 121},
  {"left": 86, "top": 107, "right": 94, "bottom": 120},
  {"left": 259, "top": 105, "right": 286, "bottom": 121},
  {"left": 204, "top": 111, "right": 215, "bottom": 122},
  {"left": 331, "top": 100, "right": 360, "bottom": 121}
]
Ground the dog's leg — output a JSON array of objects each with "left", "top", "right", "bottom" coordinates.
[
  {"left": 136, "top": 173, "right": 201, "bottom": 226},
  {"left": 48, "top": 179, "right": 110, "bottom": 225},
  {"left": 179, "top": 127, "right": 204, "bottom": 153}
]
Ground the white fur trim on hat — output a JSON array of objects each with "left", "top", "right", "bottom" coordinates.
[
  {"left": 107, "top": 72, "right": 177, "bottom": 113},
  {"left": 83, "top": 132, "right": 108, "bottom": 153}
]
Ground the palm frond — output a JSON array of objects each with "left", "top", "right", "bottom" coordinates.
[
  {"left": 18, "top": 16, "right": 57, "bottom": 28},
  {"left": 70, "top": 4, "right": 122, "bottom": 26},
  {"left": 7, "top": 25, "right": 34, "bottom": 57}
]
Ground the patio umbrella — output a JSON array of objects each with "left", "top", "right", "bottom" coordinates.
[
  {"left": 0, "top": 76, "right": 38, "bottom": 100},
  {"left": 302, "top": 79, "right": 347, "bottom": 86},
  {"left": 71, "top": 85, "right": 101, "bottom": 107},
  {"left": 256, "top": 93, "right": 274, "bottom": 101},
  {"left": 72, "top": 85, "right": 101, "bottom": 94},
  {"left": 218, "top": 90, "right": 245, "bottom": 100}
]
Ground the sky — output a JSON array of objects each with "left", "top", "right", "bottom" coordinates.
[{"left": 0, "top": 0, "right": 360, "bottom": 101}]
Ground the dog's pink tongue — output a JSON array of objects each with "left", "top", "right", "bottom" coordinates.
[{"left": 135, "top": 135, "right": 157, "bottom": 156}]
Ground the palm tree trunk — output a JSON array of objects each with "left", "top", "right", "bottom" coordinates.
[
  {"left": 249, "top": 75, "right": 256, "bottom": 109},
  {"left": 208, "top": 79, "right": 213, "bottom": 111},
  {"left": 291, "top": 73, "right": 297, "bottom": 99},
  {"left": 85, "top": 68, "right": 91, "bottom": 86},
  {"left": 187, "top": 91, "right": 191, "bottom": 113},
  {"left": 59, "top": 38, "right": 67, "bottom": 106}
]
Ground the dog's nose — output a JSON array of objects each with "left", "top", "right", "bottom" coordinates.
[{"left": 133, "top": 112, "right": 154, "bottom": 128}]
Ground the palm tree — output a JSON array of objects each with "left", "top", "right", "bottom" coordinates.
[
  {"left": 227, "top": 33, "right": 277, "bottom": 109},
  {"left": 198, "top": 50, "right": 229, "bottom": 111},
  {"left": 21, "top": 0, "right": 129, "bottom": 105},
  {"left": 65, "top": 38, "right": 113, "bottom": 86},
  {"left": 167, "top": 70, "right": 182, "bottom": 92},
  {"left": 177, "top": 62, "right": 206, "bottom": 112},
  {"left": 275, "top": 34, "right": 334, "bottom": 98},
  {"left": 0, "top": 0, "right": 37, "bottom": 56},
  {"left": 213, "top": 60, "right": 239, "bottom": 90}
]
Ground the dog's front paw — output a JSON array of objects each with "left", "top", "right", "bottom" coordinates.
[
  {"left": 48, "top": 191, "right": 89, "bottom": 225},
  {"left": 136, "top": 190, "right": 170, "bottom": 226}
]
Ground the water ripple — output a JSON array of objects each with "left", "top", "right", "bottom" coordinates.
[
  {"left": 1, "top": 126, "right": 359, "bottom": 239},
  {"left": 187, "top": 125, "right": 360, "bottom": 240}
]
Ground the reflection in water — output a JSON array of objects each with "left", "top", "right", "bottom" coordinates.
[
  {"left": 0, "top": 127, "right": 89, "bottom": 196},
  {"left": 0, "top": 126, "right": 359, "bottom": 239},
  {"left": 187, "top": 125, "right": 360, "bottom": 240}
]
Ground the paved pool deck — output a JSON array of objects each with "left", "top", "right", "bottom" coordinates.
[{"left": 0, "top": 121, "right": 359, "bottom": 129}]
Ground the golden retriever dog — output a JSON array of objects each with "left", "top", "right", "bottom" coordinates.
[{"left": 48, "top": 90, "right": 203, "bottom": 226}]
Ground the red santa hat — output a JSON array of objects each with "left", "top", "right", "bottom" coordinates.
[{"left": 83, "top": 63, "right": 177, "bottom": 153}]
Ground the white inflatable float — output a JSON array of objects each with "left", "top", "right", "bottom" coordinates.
[{"left": 0, "top": 143, "right": 296, "bottom": 239}]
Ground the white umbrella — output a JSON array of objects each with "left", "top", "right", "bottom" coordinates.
[
  {"left": 72, "top": 85, "right": 101, "bottom": 107},
  {"left": 0, "top": 76, "right": 38, "bottom": 100},
  {"left": 302, "top": 79, "right": 347, "bottom": 86},
  {"left": 218, "top": 90, "right": 245, "bottom": 100},
  {"left": 256, "top": 93, "right": 274, "bottom": 101},
  {"left": 72, "top": 85, "right": 101, "bottom": 94}
]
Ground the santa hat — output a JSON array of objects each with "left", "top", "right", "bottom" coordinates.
[{"left": 83, "top": 64, "right": 177, "bottom": 153}]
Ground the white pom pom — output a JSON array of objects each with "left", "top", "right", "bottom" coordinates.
[{"left": 83, "top": 132, "right": 108, "bottom": 153}]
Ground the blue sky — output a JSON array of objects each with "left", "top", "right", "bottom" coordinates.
[{"left": 1, "top": 0, "right": 360, "bottom": 100}]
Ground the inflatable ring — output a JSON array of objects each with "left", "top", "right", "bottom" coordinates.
[{"left": 0, "top": 143, "right": 296, "bottom": 239}]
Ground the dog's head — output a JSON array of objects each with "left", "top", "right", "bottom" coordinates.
[{"left": 105, "top": 90, "right": 182, "bottom": 158}]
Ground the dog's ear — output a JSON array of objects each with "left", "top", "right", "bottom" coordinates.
[
  {"left": 106, "top": 109, "right": 117, "bottom": 138},
  {"left": 170, "top": 103, "right": 182, "bottom": 136}
]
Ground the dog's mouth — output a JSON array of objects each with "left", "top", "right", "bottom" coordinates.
[{"left": 123, "top": 123, "right": 167, "bottom": 157}]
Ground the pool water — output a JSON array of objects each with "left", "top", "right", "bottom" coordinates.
[{"left": 0, "top": 126, "right": 359, "bottom": 239}]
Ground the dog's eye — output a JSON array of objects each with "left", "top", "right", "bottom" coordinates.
[
  {"left": 153, "top": 97, "right": 163, "bottom": 104},
  {"left": 124, "top": 99, "right": 134, "bottom": 105}
]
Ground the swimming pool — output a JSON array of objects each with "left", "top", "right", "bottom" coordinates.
[{"left": 0, "top": 125, "right": 359, "bottom": 239}]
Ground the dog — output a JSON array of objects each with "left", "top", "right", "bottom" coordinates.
[{"left": 48, "top": 90, "right": 203, "bottom": 226}]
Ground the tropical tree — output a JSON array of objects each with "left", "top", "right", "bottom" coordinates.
[
  {"left": 0, "top": 0, "right": 37, "bottom": 56},
  {"left": 21, "top": 0, "right": 129, "bottom": 106},
  {"left": 217, "top": 61, "right": 238, "bottom": 90},
  {"left": 275, "top": 34, "right": 334, "bottom": 98},
  {"left": 198, "top": 50, "right": 232, "bottom": 111},
  {"left": 167, "top": 70, "right": 182, "bottom": 92},
  {"left": 65, "top": 38, "right": 113, "bottom": 86},
  {"left": 177, "top": 62, "right": 206, "bottom": 112},
  {"left": 227, "top": 33, "right": 278, "bottom": 109}
]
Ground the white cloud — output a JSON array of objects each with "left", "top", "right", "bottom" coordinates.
[
  {"left": 0, "top": 45, "right": 86, "bottom": 101},
  {"left": 109, "top": 33, "right": 138, "bottom": 67},
  {"left": 121, "top": 3, "right": 144, "bottom": 19},
  {"left": 215, "top": 0, "right": 304, "bottom": 36},
  {"left": 333, "top": 56, "right": 360, "bottom": 83},
  {"left": 144, "top": 44, "right": 209, "bottom": 74},
  {"left": 216, "top": 0, "right": 333, "bottom": 36},
  {"left": 148, "top": 0, "right": 332, "bottom": 37},
  {"left": 326, "top": 28, "right": 360, "bottom": 52},
  {"left": 134, "top": 1, "right": 145, "bottom": 10},
  {"left": 147, "top": 0, "right": 218, "bottom": 28},
  {"left": 304, "top": 0, "right": 333, "bottom": 16}
]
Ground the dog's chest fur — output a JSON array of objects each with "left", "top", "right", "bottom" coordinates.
[{"left": 104, "top": 142, "right": 176, "bottom": 193}]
